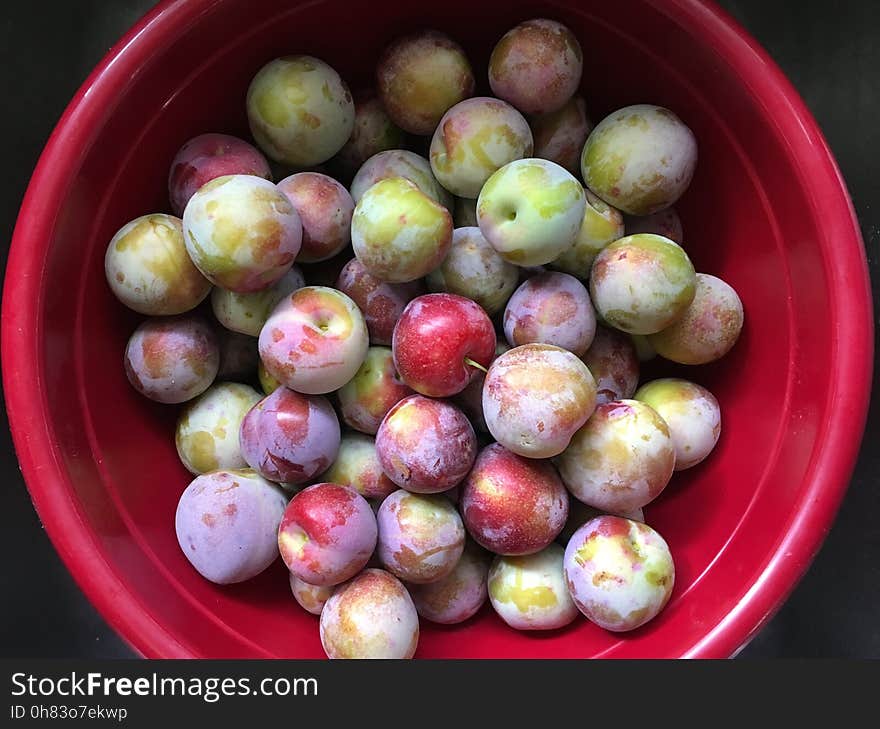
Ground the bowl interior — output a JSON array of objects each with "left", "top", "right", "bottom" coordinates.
[{"left": 16, "top": 0, "right": 863, "bottom": 657}]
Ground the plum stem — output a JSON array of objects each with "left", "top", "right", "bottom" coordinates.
[{"left": 464, "top": 357, "right": 488, "bottom": 374}]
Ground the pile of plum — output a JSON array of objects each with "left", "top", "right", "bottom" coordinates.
[{"left": 105, "top": 18, "right": 743, "bottom": 658}]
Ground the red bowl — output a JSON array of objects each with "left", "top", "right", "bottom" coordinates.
[{"left": 2, "top": 0, "right": 873, "bottom": 658}]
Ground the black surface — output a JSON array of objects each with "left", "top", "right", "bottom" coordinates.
[{"left": 0, "top": 0, "right": 877, "bottom": 659}]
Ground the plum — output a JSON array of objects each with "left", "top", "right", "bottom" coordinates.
[
  {"left": 322, "top": 433, "right": 398, "bottom": 499},
  {"left": 350, "top": 149, "right": 452, "bottom": 208},
  {"left": 557, "top": 497, "right": 646, "bottom": 545},
  {"left": 461, "top": 443, "right": 568, "bottom": 556},
  {"left": 503, "top": 271, "right": 596, "bottom": 356},
  {"left": 351, "top": 177, "right": 453, "bottom": 283},
  {"left": 239, "top": 386, "right": 340, "bottom": 485},
  {"left": 489, "top": 19, "right": 583, "bottom": 116},
  {"left": 331, "top": 94, "right": 406, "bottom": 178},
  {"left": 625, "top": 207, "right": 684, "bottom": 245},
  {"left": 175, "top": 382, "right": 262, "bottom": 474},
  {"left": 582, "top": 104, "right": 697, "bottom": 216},
  {"left": 487, "top": 544, "right": 578, "bottom": 630},
  {"left": 258, "top": 286, "right": 369, "bottom": 395},
  {"left": 175, "top": 469, "right": 288, "bottom": 584},
  {"left": 557, "top": 400, "right": 675, "bottom": 512},
  {"left": 277, "top": 173, "right": 354, "bottom": 263},
  {"left": 590, "top": 234, "right": 696, "bottom": 335},
  {"left": 212, "top": 266, "right": 304, "bottom": 337},
  {"left": 635, "top": 378, "right": 721, "bottom": 471},
  {"left": 320, "top": 568, "right": 419, "bottom": 659},
  {"left": 429, "top": 97, "right": 533, "bottom": 199},
  {"left": 335, "top": 258, "right": 424, "bottom": 345},
  {"left": 581, "top": 325, "right": 640, "bottom": 405},
  {"left": 105, "top": 214, "right": 211, "bottom": 316},
  {"left": 482, "top": 343, "right": 597, "bottom": 458},
  {"left": 551, "top": 190, "right": 625, "bottom": 279},
  {"left": 376, "top": 30, "right": 475, "bottom": 135},
  {"left": 564, "top": 516, "right": 674, "bottom": 631},
  {"left": 168, "top": 133, "right": 271, "bottom": 216},
  {"left": 278, "top": 482, "right": 377, "bottom": 587},
  {"left": 336, "top": 346, "right": 414, "bottom": 435},
  {"left": 477, "top": 158, "right": 586, "bottom": 267},
  {"left": 182, "top": 175, "right": 302, "bottom": 293},
  {"left": 246, "top": 56, "right": 354, "bottom": 167},
  {"left": 290, "top": 573, "right": 334, "bottom": 616},
  {"left": 648, "top": 273, "right": 744, "bottom": 364},
  {"left": 426, "top": 227, "right": 519, "bottom": 316},
  {"left": 530, "top": 95, "right": 592, "bottom": 174},
  {"left": 392, "top": 293, "right": 496, "bottom": 398},
  {"left": 124, "top": 314, "right": 219, "bottom": 404},
  {"left": 408, "top": 539, "right": 491, "bottom": 624},
  {"left": 377, "top": 489, "right": 465, "bottom": 584},
  {"left": 453, "top": 341, "right": 510, "bottom": 434},
  {"left": 376, "top": 395, "right": 476, "bottom": 493}
]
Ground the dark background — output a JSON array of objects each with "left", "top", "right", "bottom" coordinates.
[{"left": 1, "top": 0, "right": 877, "bottom": 658}]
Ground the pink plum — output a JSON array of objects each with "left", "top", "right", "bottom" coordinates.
[
  {"left": 461, "top": 443, "right": 568, "bottom": 556},
  {"left": 482, "top": 343, "right": 597, "bottom": 458},
  {"left": 239, "top": 386, "right": 341, "bottom": 485},
  {"left": 258, "top": 286, "right": 369, "bottom": 395},
  {"left": 488, "top": 19, "right": 583, "bottom": 116},
  {"left": 175, "top": 469, "right": 288, "bottom": 584},
  {"left": 322, "top": 433, "right": 398, "bottom": 499},
  {"left": 335, "top": 258, "right": 424, "bottom": 346},
  {"left": 336, "top": 346, "right": 413, "bottom": 435},
  {"left": 503, "top": 271, "right": 596, "bottom": 356},
  {"left": 488, "top": 544, "right": 579, "bottom": 630},
  {"left": 377, "top": 489, "right": 466, "bottom": 584},
  {"left": 392, "top": 293, "right": 496, "bottom": 398},
  {"left": 408, "top": 539, "right": 491, "bottom": 624},
  {"left": 182, "top": 175, "right": 302, "bottom": 293},
  {"left": 376, "top": 30, "right": 475, "bottom": 136},
  {"left": 124, "top": 314, "right": 219, "bottom": 404},
  {"left": 277, "top": 173, "right": 354, "bottom": 263},
  {"left": 564, "top": 516, "right": 674, "bottom": 631},
  {"left": 648, "top": 273, "right": 744, "bottom": 364},
  {"left": 376, "top": 395, "right": 477, "bottom": 493},
  {"left": 168, "top": 133, "right": 271, "bottom": 216},
  {"left": 278, "top": 482, "right": 377, "bottom": 587},
  {"left": 557, "top": 400, "right": 675, "bottom": 512},
  {"left": 320, "top": 568, "right": 419, "bottom": 659},
  {"left": 581, "top": 325, "right": 640, "bottom": 405}
]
